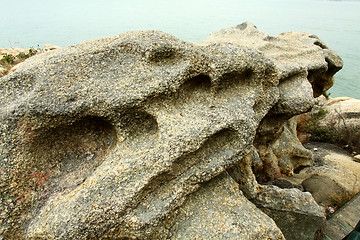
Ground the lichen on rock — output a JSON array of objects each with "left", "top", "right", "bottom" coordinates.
[{"left": 0, "top": 22, "right": 342, "bottom": 239}]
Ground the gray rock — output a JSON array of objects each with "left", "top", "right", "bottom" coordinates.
[
  {"left": 168, "top": 173, "right": 285, "bottom": 240},
  {"left": 0, "top": 22, "right": 342, "bottom": 239},
  {"left": 302, "top": 174, "right": 346, "bottom": 206},
  {"left": 253, "top": 185, "right": 326, "bottom": 240},
  {"left": 280, "top": 142, "right": 360, "bottom": 216},
  {"left": 265, "top": 178, "right": 304, "bottom": 191},
  {"left": 202, "top": 22, "right": 343, "bottom": 97},
  {"left": 301, "top": 142, "right": 360, "bottom": 195}
]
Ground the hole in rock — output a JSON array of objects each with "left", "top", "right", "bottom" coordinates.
[
  {"left": 119, "top": 110, "right": 159, "bottom": 145},
  {"left": 307, "top": 69, "right": 319, "bottom": 84},
  {"left": 155, "top": 74, "right": 212, "bottom": 106},
  {"left": 178, "top": 74, "right": 212, "bottom": 96},
  {"left": 252, "top": 99, "right": 263, "bottom": 113},
  {"left": 146, "top": 45, "right": 180, "bottom": 64},
  {"left": 27, "top": 116, "right": 117, "bottom": 191},
  {"left": 216, "top": 70, "right": 254, "bottom": 94},
  {"left": 294, "top": 165, "right": 308, "bottom": 174},
  {"left": 307, "top": 69, "right": 329, "bottom": 97}
]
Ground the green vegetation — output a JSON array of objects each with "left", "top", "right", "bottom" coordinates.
[
  {"left": 1, "top": 53, "right": 16, "bottom": 64},
  {"left": 297, "top": 106, "right": 341, "bottom": 143},
  {"left": 328, "top": 191, "right": 356, "bottom": 211},
  {"left": 307, "top": 125, "right": 341, "bottom": 143},
  {"left": 0, "top": 48, "right": 38, "bottom": 77},
  {"left": 15, "top": 47, "right": 38, "bottom": 60},
  {"left": 297, "top": 104, "right": 358, "bottom": 153}
]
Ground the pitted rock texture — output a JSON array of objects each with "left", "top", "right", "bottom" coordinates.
[
  {"left": 168, "top": 173, "right": 285, "bottom": 240},
  {"left": 0, "top": 22, "right": 342, "bottom": 239}
]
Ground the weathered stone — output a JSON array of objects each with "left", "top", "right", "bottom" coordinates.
[
  {"left": 41, "top": 44, "right": 61, "bottom": 52},
  {"left": 208, "top": 22, "right": 339, "bottom": 183},
  {"left": 319, "top": 97, "right": 360, "bottom": 151},
  {"left": 267, "top": 116, "right": 313, "bottom": 178},
  {"left": 0, "top": 22, "right": 342, "bottom": 239},
  {"left": 168, "top": 173, "right": 285, "bottom": 240},
  {"left": 264, "top": 178, "right": 304, "bottom": 191},
  {"left": 302, "top": 174, "right": 346, "bottom": 206},
  {"left": 281, "top": 142, "right": 360, "bottom": 214},
  {"left": 252, "top": 185, "right": 326, "bottom": 240},
  {"left": 201, "top": 22, "right": 343, "bottom": 97},
  {"left": 301, "top": 142, "right": 360, "bottom": 194}
]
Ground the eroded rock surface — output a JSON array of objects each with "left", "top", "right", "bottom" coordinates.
[
  {"left": 0, "top": 22, "right": 342, "bottom": 239},
  {"left": 252, "top": 185, "right": 326, "bottom": 240}
]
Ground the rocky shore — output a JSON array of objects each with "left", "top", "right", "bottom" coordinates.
[{"left": 1, "top": 23, "right": 359, "bottom": 239}]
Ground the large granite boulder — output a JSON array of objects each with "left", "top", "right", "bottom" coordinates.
[{"left": 0, "top": 22, "right": 342, "bottom": 239}]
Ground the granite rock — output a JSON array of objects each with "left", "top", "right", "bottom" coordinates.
[
  {"left": 252, "top": 185, "right": 326, "bottom": 240},
  {"left": 168, "top": 173, "right": 285, "bottom": 240},
  {"left": 302, "top": 174, "right": 346, "bottom": 206},
  {"left": 0, "top": 22, "right": 342, "bottom": 239},
  {"left": 280, "top": 142, "right": 360, "bottom": 215},
  {"left": 302, "top": 142, "right": 360, "bottom": 194}
]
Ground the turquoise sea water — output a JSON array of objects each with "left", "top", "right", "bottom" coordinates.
[{"left": 1, "top": 0, "right": 359, "bottom": 98}]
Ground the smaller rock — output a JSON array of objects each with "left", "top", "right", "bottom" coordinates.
[
  {"left": 169, "top": 174, "right": 285, "bottom": 240},
  {"left": 283, "top": 142, "right": 360, "bottom": 195},
  {"left": 301, "top": 174, "right": 346, "bottom": 207},
  {"left": 354, "top": 155, "right": 360, "bottom": 162},
  {"left": 252, "top": 185, "right": 325, "bottom": 240},
  {"left": 327, "top": 206, "right": 335, "bottom": 214},
  {"left": 41, "top": 44, "right": 61, "bottom": 52}
]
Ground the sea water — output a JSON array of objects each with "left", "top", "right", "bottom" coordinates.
[{"left": 1, "top": 0, "right": 359, "bottom": 98}]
